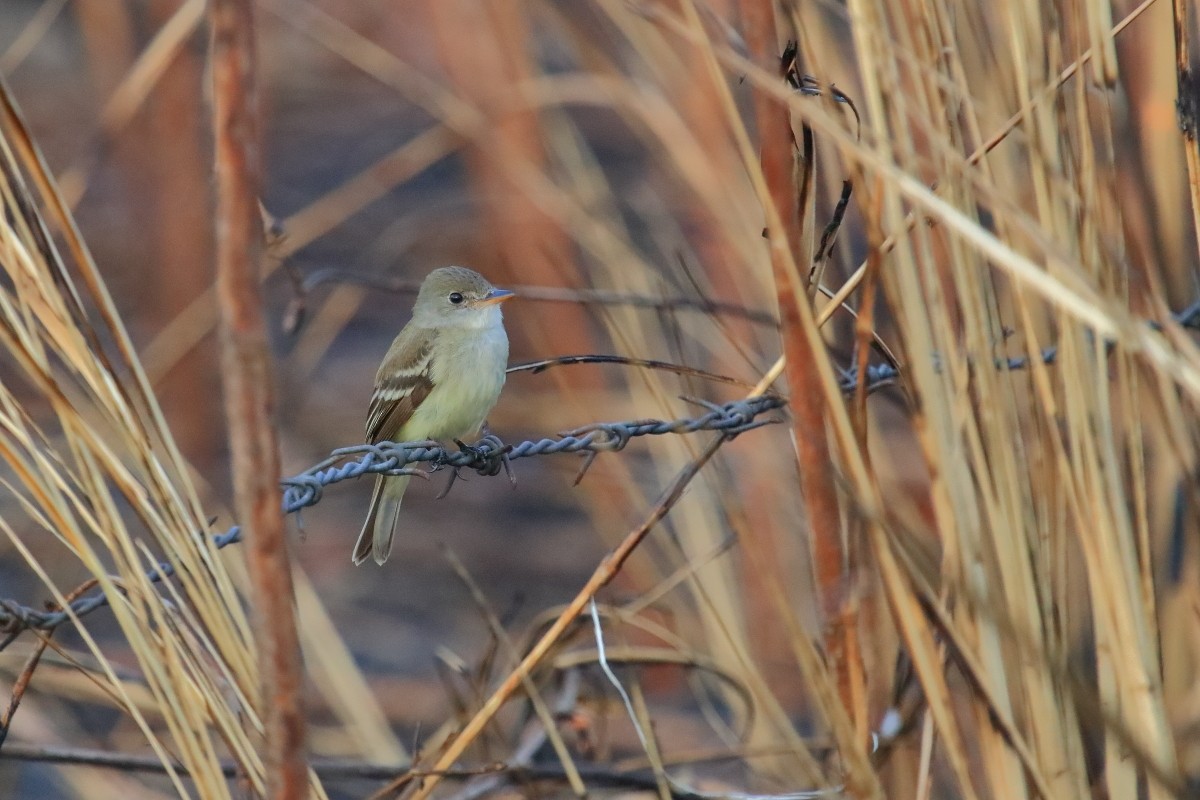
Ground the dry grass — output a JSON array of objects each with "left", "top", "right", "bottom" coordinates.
[
  {"left": 0, "top": 0, "right": 1197, "bottom": 798},
  {"left": 0, "top": 68, "right": 279, "bottom": 799}
]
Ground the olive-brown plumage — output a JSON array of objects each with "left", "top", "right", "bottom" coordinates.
[{"left": 353, "top": 267, "right": 513, "bottom": 565}]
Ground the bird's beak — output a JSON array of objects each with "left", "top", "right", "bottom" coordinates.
[{"left": 473, "top": 288, "right": 515, "bottom": 307}]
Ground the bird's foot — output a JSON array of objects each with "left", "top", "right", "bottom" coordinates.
[{"left": 434, "top": 438, "right": 492, "bottom": 499}]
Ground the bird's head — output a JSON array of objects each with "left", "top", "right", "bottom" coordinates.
[{"left": 413, "top": 266, "right": 514, "bottom": 328}]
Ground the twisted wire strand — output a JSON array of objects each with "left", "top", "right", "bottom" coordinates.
[{"left": 280, "top": 395, "right": 785, "bottom": 514}]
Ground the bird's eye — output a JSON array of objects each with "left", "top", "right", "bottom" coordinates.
[{"left": 448, "top": 292, "right": 464, "bottom": 305}]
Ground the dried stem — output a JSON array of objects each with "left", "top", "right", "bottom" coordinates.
[
  {"left": 739, "top": 0, "right": 849, "bottom": 705},
  {"left": 209, "top": 0, "right": 306, "bottom": 796}
]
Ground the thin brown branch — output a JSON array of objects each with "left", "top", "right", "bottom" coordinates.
[
  {"left": 739, "top": 0, "right": 846, "bottom": 672},
  {"left": 209, "top": 1, "right": 306, "bottom": 797},
  {"left": 0, "top": 0, "right": 68, "bottom": 74}
]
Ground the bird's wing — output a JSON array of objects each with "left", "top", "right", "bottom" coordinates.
[{"left": 366, "top": 326, "right": 437, "bottom": 444}]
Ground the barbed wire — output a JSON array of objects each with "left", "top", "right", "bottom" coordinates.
[
  {"left": 3, "top": 295, "right": 1198, "bottom": 642},
  {"left": 0, "top": 395, "right": 786, "bottom": 641},
  {"left": 280, "top": 394, "right": 785, "bottom": 514}
]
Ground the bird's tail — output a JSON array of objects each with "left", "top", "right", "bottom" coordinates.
[{"left": 352, "top": 474, "right": 411, "bottom": 565}]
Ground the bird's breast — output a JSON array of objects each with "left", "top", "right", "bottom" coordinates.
[{"left": 411, "top": 325, "right": 509, "bottom": 442}]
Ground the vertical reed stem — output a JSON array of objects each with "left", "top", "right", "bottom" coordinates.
[{"left": 210, "top": 1, "right": 307, "bottom": 795}]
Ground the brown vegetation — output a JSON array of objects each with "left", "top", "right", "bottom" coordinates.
[{"left": 0, "top": 1, "right": 1197, "bottom": 798}]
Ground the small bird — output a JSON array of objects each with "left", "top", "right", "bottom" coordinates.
[{"left": 353, "top": 266, "right": 513, "bottom": 565}]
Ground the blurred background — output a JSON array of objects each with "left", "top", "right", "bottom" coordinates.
[{"left": 0, "top": 0, "right": 1197, "bottom": 798}]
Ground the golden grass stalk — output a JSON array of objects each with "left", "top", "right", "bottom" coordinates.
[{"left": 0, "top": 82, "right": 302, "bottom": 798}]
